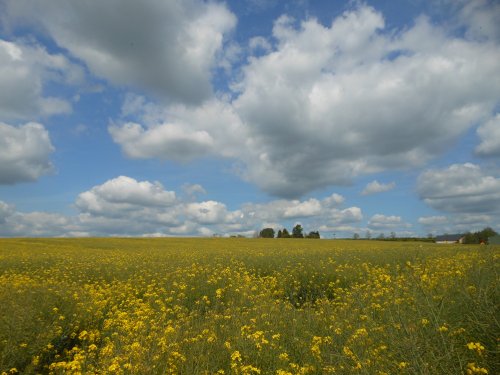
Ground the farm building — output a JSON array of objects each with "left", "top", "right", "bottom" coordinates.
[
  {"left": 489, "top": 235, "right": 500, "bottom": 245},
  {"left": 435, "top": 234, "right": 465, "bottom": 244}
]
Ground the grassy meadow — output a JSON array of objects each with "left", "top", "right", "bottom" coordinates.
[{"left": 0, "top": 238, "right": 498, "bottom": 374}]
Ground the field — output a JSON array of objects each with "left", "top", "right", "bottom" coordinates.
[{"left": 0, "top": 238, "right": 498, "bottom": 375}]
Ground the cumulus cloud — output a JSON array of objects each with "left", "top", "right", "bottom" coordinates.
[
  {"left": 110, "top": 97, "right": 245, "bottom": 162},
  {"left": 241, "top": 193, "right": 346, "bottom": 222},
  {"left": 3, "top": 0, "right": 236, "bottom": 104},
  {"left": 0, "top": 201, "right": 81, "bottom": 237},
  {"left": 476, "top": 114, "right": 500, "bottom": 157},
  {"left": 107, "top": 3, "right": 500, "bottom": 198},
  {"left": 182, "top": 183, "right": 207, "bottom": 199},
  {"left": 452, "top": 0, "right": 500, "bottom": 42},
  {"left": 368, "top": 214, "right": 410, "bottom": 229},
  {"left": 283, "top": 198, "right": 322, "bottom": 218},
  {"left": 418, "top": 213, "right": 498, "bottom": 235},
  {"left": 231, "top": 6, "right": 500, "bottom": 196},
  {"left": 417, "top": 163, "right": 500, "bottom": 214},
  {"left": 185, "top": 201, "right": 236, "bottom": 225},
  {"left": 0, "top": 122, "right": 55, "bottom": 184},
  {"left": 109, "top": 122, "right": 215, "bottom": 162},
  {"left": 418, "top": 216, "right": 448, "bottom": 226},
  {"left": 361, "top": 180, "right": 396, "bottom": 195},
  {"left": 0, "top": 178, "right": 359, "bottom": 237},
  {"left": 0, "top": 39, "right": 80, "bottom": 120},
  {"left": 74, "top": 177, "right": 243, "bottom": 236},
  {"left": 75, "top": 176, "right": 177, "bottom": 216}
]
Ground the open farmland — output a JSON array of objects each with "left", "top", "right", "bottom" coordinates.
[{"left": 0, "top": 238, "right": 498, "bottom": 374}]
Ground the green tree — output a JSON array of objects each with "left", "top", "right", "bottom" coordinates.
[
  {"left": 292, "top": 224, "right": 304, "bottom": 238},
  {"left": 259, "top": 228, "right": 275, "bottom": 238},
  {"left": 281, "top": 228, "right": 291, "bottom": 238},
  {"left": 306, "top": 231, "right": 320, "bottom": 239},
  {"left": 277, "top": 229, "right": 282, "bottom": 238},
  {"left": 353, "top": 233, "right": 360, "bottom": 240},
  {"left": 480, "top": 227, "right": 497, "bottom": 242},
  {"left": 463, "top": 227, "right": 498, "bottom": 244}
]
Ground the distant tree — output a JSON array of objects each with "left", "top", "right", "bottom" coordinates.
[
  {"left": 366, "top": 230, "right": 372, "bottom": 240},
  {"left": 306, "top": 231, "right": 320, "bottom": 239},
  {"left": 463, "top": 227, "right": 498, "bottom": 244},
  {"left": 277, "top": 229, "right": 283, "bottom": 238},
  {"left": 292, "top": 224, "right": 304, "bottom": 238},
  {"left": 377, "top": 233, "right": 385, "bottom": 239},
  {"left": 282, "top": 228, "right": 291, "bottom": 238},
  {"left": 353, "top": 233, "right": 360, "bottom": 240},
  {"left": 259, "top": 228, "right": 275, "bottom": 238},
  {"left": 390, "top": 231, "right": 396, "bottom": 239},
  {"left": 480, "top": 227, "right": 497, "bottom": 241}
]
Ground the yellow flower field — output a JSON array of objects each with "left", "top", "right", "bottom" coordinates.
[{"left": 0, "top": 238, "right": 498, "bottom": 374}]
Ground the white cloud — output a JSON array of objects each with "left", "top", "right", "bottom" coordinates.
[
  {"left": 323, "top": 193, "right": 345, "bottom": 207},
  {"left": 0, "top": 39, "right": 80, "bottom": 120},
  {"left": 73, "top": 177, "right": 243, "bottom": 236},
  {"left": 110, "top": 98, "right": 245, "bottom": 162},
  {"left": 418, "top": 213, "right": 498, "bottom": 235},
  {"left": 0, "top": 201, "right": 14, "bottom": 224},
  {"left": 241, "top": 193, "right": 348, "bottom": 223},
  {"left": 0, "top": 175, "right": 366, "bottom": 237},
  {"left": 249, "top": 36, "right": 272, "bottom": 53},
  {"left": 476, "top": 114, "right": 500, "bottom": 157},
  {"left": 0, "top": 201, "right": 80, "bottom": 237},
  {"left": 418, "top": 216, "right": 448, "bottom": 226},
  {"left": 107, "top": 3, "right": 500, "bottom": 198},
  {"left": 361, "top": 180, "right": 396, "bottom": 195},
  {"left": 182, "top": 183, "right": 207, "bottom": 198},
  {"left": 109, "top": 122, "right": 215, "bottom": 162},
  {"left": 325, "top": 207, "right": 363, "bottom": 225},
  {"left": 283, "top": 198, "right": 322, "bottom": 218},
  {"left": 368, "top": 214, "right": 410, "bottom": 229},
  {"left": 75, "top": 176, "right": 177, "bottom": 216},
  {"left": 0, "top": 122, "right": 55, "bottom": 184},
  {"left": 452, "top": 0, "right": 500, "bottom": 42},
  {"left": 3, "top": 0, "right": 236, "bottom": 104},
  {"left": 417, "top": 163, "right": 500, "bottom": 214},
  {"left": 185, "top": 201, "right": 234, "bottom": 225},
  {"left": 230, "top": 6, "right": 500, "bottom": 197}
]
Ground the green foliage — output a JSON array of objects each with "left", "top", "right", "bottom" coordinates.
[
  {"left": 292, "top": 224, "right": 304, "bottom": 238},
  {"left": 259, "top": 227, "right": 275, "bottom": 238},
  {"left": 281, "top": 228, "right": 291, "bottom": 238},
  {"left": 463, "top": 227, "right": 498, "bottom": 244},
  {"left": 305, "top": 231, "right": 320, "bottom": 239}
]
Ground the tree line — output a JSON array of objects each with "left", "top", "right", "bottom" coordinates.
[
  {"left": 259, "top": 224, "right": 320, "bottom": 239},
  {"left": 462, "top": 227, "right": 497, "bottom": 244}
]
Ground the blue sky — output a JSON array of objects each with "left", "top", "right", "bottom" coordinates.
[{"left": 1, "top": 0, "right": 499, "bottom": 238}]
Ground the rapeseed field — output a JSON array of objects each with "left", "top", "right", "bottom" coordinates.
[{"left": 0, "top": 238, "right": 498, "bottom": 374}]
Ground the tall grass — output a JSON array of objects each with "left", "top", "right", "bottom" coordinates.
[{"left": 0, "top": 238, "right": 498, "bottom": 374}]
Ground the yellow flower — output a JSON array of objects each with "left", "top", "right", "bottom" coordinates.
[
  {"left": 231, "top": 350, "right": 242, "bottom": 362},
  {"left": 279, "top": 352, "right": 289, "bottom": 361},
  {"left": 438, "top": 325, "right": 448, "bottom": 332},
  {"left": 215, "top": 288, "right": 223, "bottom": 298},
  {"left": 466, "top": 362, "right": 488, "bottom": 374},
  {"left": 466, "top": 342, "right": 485, "bottom": 355},
  {"left": 398, "top": 362, "right": 409, "bottom": 369}
]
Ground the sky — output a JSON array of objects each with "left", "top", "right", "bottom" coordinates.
[{"left": 0, "top": 0, "right": 499, "bottom": 238}]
